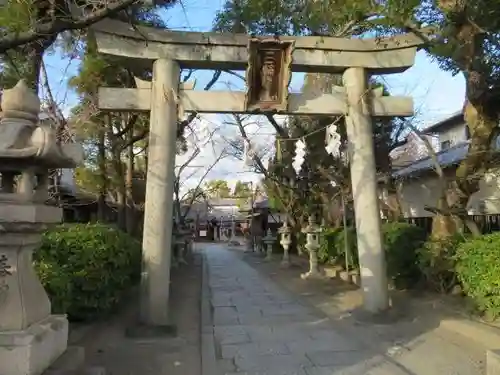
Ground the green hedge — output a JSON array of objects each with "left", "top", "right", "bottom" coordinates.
[
  {"left": 417, "top": 234, "right": 465, "bottom": 293},
  {"left": 319, "top": 222, "right": 427, "bottom": 288},
  {"left": 318, "top": 227, "right": 342, "bottom": 264},
  {"left": 382, "top": 222, "right": 427, "bottom": 289},
  {"left": 34, "top": 223, "right": 142, "bottom": 321},
  {"left": 318, "top": 227, "right": 358, "bottom": 269},
  {"left": 455, "top": 232, "right": 500, "bottom": 319}
]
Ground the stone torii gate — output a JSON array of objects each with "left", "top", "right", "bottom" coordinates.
[{"left": 92, "top": 19, "right": 420, "bottom": 325}]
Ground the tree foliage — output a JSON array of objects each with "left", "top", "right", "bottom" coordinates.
[
  {"left": 63, "top": 6, "right": 173, "bottom": 232},
  {"left": 0, "top": 0, "right": 176, "bottom": 53},
  {"left": 233, "top": 181, "right": 252, "bottom": 197},
  {"left": 216, "top": 0, "right": 500, "bottom": 238},
  {"left": 213, "top": 0, "right": 377, "bottom": 36},
  {"left": 261, "top": 73, "right": 405, "bottom": 227},
  {"left": 204, "top": 179, "right": 231, "bottom": 198}
]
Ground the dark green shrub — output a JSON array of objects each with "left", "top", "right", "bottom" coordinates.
[
  {"left": 418, "top": 234, "right": 465, "bottom": 293},
  {"left": 317, "top": 222, "right": 426, "bottom": 285},
  {"left": 295, "top": 231, "right": 306, "bottom": 255},
  {"left": 317, "top": 227, "right": 357, "bottom": 269},
  {"left": 382, "top": 222, "right": 427, "bottom": 289},
  {"left": 34, "top": 223, "right": 142, "bottom": 321},
  {"left": 455, "top": 233, "right": 500, "bottom": 319},
  {"left": 318, "top": 227, "right": 342, "bottom": 264},
  {"left": 272, "top": 241, "right": 283, "bottom": 254},
  {"left": 334, "top": 226, "right": 358, "bottom": 270}
]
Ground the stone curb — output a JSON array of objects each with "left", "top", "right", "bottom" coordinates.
[
  {"left": 440, "top": 318, "right": 500, "bottom": 350},
  {"left": 200, "top": 249, "right": 218, "bottom": 375},
  {"left": 487, "top": 350, "right": 500, "bottom": 375}
]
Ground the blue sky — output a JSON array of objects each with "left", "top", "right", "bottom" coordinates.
[{"left": 42, "top": 0, "right": 466, "bottom": 191}]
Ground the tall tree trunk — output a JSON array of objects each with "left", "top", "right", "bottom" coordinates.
[
  {"left": 125, "top": 129, "right": 135, "bottom": 235},
  {"left": 452, "top": 100, "right": 495, "bottom": 236},
  {"left": 383, "top": 178, "right": 402, "bottom": 221},
  {"left": 435, "top": 4, "right": 498, "bottom": 236},
  {"left": 22, "top": 37, "right": 54, "bottom": 92},
  {"left": 97, "top": 123, "right": 107, "bottom": 221},
  {"left": 109, "top": 121, "right": 126, "bottom": 230},
  {"left": 116, "top": 182, "right": 126, "bottom": 230},
  {"left": 173, "top": 181, "right": 184, "bottom": 227}
]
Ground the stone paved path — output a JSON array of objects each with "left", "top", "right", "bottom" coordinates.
[
  {"left": 205, "top": 245, "right": 390, "bottom": 375},
  {"left": 203, "top": 244, "right": 485, "bottom": 375}
]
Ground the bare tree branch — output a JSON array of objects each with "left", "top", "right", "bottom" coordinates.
[
  {"left": 176, "top": 150, "right": 227, "bottom": 222},
  {"left": 177, "top": 70, "right": 222, "bottom": 129},
  {"left": 0, "top": 0, "right": 143, "bottom": 53},
  {"left": 40, "top": 60, "right": 70, "bottom": 142}
]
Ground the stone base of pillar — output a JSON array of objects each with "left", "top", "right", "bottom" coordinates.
[
  {"left": 487, "top": 350, "right": 500, "bottom": 375},
  {"left": 280, "top": 259, "right": 290, "bottom": 268},
  {"left": 300, "top": 270, "right": 325, "bottom": 280},
  {"left": 244, "top": 240, "right": 253, "bottom": 253},
  {"left": 0, "top": 315, "right": 68, "bottom": 375},
  {"left": 177, "top": 246, "right": 188, "bottom": 265}
]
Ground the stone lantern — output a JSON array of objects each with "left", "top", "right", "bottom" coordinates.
[
  {"left": 320, "top": 217, "right": 326, "bottom": 232},
  {"left": 278, "top": 220, "right": 292, "bottom": 267},
  {"left": 263, "top": 228, "right": 276, "bottom": 261},
  {"left": 301, "top": 215, "right": 324, "bottom": 279},
  {"left": 177, "top": 225, "right": 192, "bottom": 264},
  {"left": 174, "top": 231, "right": 187, "bottom": 265},
  {"left": 180, "top": 225, "right": 193, "bottom": 258},
  {"left": 0, "top": 80, "right": 82, "bottom": 375}
]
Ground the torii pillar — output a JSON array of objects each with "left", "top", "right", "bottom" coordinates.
[
  {"left": 140, "top": 59, "right": 180, "bottom": 326},
  {"left": 343, "top": 68, "right": 389, "bottom": 313}
]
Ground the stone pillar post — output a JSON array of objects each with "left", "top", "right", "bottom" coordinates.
[
  {"left": 263, "top": 228, "right": 276, "bottom": 261},
  {"left": 140, "top": 59, "right": 180, "bottom": 326},
  {"left": 487, "top": 349, "right": 500, "bottom": 375},
  {"left": 301, "top": 216, "right": 323, "bottom": 279},
  {"left": 229, "top": 215, "right": 236, "bottom": 244},
  {"left": 0, "top": 80, "right": 82, "bottom": 375},
  {"left": 175, "top": 232, "right": 187, "bottom": 265},
  {"left": 343, "top": 67, "right": 389, "bottom": 313},
  {"left": 279, "top": 220, "right": 292, "bottom": 267}
]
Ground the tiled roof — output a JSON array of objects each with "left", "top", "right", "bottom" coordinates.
[
  {"left": 421, "top": 110, "right": 464, "bottom": 134},
  {"left": 208, "top": 198, "right": 240, "bottom": 206},
  {"left": 239, "top": 195, "right": 270, "bottom": 211},
  {"left": 393, "top": 142, "right": 469, "bottom": 178}
]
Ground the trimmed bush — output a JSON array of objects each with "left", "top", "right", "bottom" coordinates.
[
  {"left": 318, "top": 227, "right": 359, "bottom": 269},
  {"left": 320, "top": 222, "right": 426, "bottom": 288},
  {"left": 418, "top": 234, "right": 465, "bottom": 293},
  {"left": 295, "top": 231, "right": 307, "bottom": 255},
  {"left": 334, "top": 226, "right": 358, "bottom": 270},
  {"left": 382, "top": 222, "right": 427, "bottom": 289},
  {"left": 455, "top": 232, "right": 500, "bottom": 319},
  {"left": 318, "top": 227, "right": 357, "bottom": 269},
  {"left": 34, "top": 223, "right": 142, "bottom": 321},
  {"left": 318, "top": 227, "right": 342, "bottom": 264},
  {"left": 318, "top": 222, "right": 426, "bottom": 285}
]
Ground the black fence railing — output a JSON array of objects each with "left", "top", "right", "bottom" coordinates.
[{"left": 399, "top": 214, "right": 500, "bottom": 236}]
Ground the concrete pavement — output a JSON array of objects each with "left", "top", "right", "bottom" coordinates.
[{"left": 201, "top": 244, "right": 485, "bottom": 375}]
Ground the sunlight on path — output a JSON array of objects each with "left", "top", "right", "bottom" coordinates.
[{"left": 203, "top": 244, "right": 415, "bottom": 375}]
